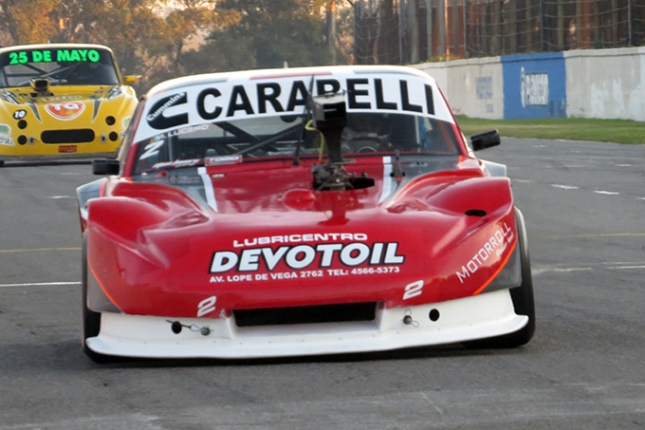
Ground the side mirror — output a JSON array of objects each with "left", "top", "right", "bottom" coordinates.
[
  {"left": 122, "top": 75, "right": 139, "bottom": 85},
  {"left": 470, "top": 130, "right": 501, "bottom": 151},
  {"left": 93, "top": 158, "right": 120, "bottom": 175}
]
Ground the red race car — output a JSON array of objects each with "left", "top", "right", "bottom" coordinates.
[{"left": 77, "top": 65, "right": 535, "bottom": 362}]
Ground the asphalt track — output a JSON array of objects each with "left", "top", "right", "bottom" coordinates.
[{"left": 1, "top": 138, "right": 645, "bottom": 429}]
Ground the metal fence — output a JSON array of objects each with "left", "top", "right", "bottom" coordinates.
[{"left": 352, "top": 0, "right": 645, "bottom": 64}]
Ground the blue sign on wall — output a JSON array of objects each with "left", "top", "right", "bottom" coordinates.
[{"left": 502, "top": 52, "right": 566, "bottom": 119}]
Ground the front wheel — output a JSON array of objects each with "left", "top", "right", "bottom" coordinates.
[
  {"left": 463, "top": 207, "right": 536, "bottom": 349},
  {"left": 81, "top": 233, "right": 114, "bottom": 363}
]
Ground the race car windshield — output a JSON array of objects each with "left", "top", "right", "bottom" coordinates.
[
  {"left": 0, "top": 48, "right": 120, "bottom": 88},
  {"left": 132, "top": 113, "right": 461, "bottom": 175}
]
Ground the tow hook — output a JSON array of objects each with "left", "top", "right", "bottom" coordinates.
[{"left": 167, "top": 320, "right": 211, "bottom": 336}]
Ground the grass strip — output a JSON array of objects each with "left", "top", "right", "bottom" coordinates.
[{"left": 455, "top": 115, "right": 645, "bottom": 144}]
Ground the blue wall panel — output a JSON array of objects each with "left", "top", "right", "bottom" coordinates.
[{"left": 502, "top": 52, "right": 567, "bottom": 119}]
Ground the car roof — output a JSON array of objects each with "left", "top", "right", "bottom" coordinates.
[
  {"left": 0, "top": 43, "right": 115, "bottom": 55},
  {"left": 146, "top": 65, "right": 437, "bottom": 99},
  {"left": 133, "top": 64, "right": 452, "bottom": 143}
]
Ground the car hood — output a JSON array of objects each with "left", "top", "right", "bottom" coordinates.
[
  {"left": 86, "top": 156, "right": 518, "bottom": 318},
  {"left": 0, "top": 85, "right": 134, "bottom": 121},
  {"left": 1, "top": 84, "right": 124, "bottom": 100}
]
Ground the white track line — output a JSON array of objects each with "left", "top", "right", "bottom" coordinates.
[
  {"left": 549, "top": 232, "right": 645, "bottom": 239},
  {"left": 594, "top": 190, "right": 620, "bottom": 195},
  {"left": 551, "top": 184, "right": 579, "bottom": 190},
  {"left": 0, "top": 247, "right": 80, "bottom": 253},
  {"left": 0, "top": 281, "right": 80, "bottom": 289},
  {"left": 533, "top": 261, "right": 645, "bottom": 276}
]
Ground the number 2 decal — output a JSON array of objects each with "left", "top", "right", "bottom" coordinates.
[
  {"left": 403, "top": 280, "right": 424, "bottom": 300},
  {"left": 197, "top": 295, "right": 217, "bottom": 317},
  {"left": 140, "top": 140, "right": 165, "bottom": 160}
]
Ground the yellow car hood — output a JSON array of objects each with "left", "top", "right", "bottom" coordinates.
[
  {"left": 0, "top": 84, "right": 137, "bottom": 158},
  {"left": 1, "top": 84, "right": 134, "bottom": 121}
]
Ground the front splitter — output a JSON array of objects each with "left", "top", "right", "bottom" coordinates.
[{"left": 87, "top": 288, "right": 528, "bottom": 359}]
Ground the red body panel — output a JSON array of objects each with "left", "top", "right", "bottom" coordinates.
[{"left": 86, "top": 157, "right": 517, "bottom": 319}]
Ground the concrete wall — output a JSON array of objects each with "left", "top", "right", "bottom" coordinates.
[
  {"left": 414, "top": 47, "right": 645, "bottom": 122},
  {"left": 564, "top": 47, "right": 645, "bottom": 121},
  {"left": 416, "top": 56, "right": 504, "bottom": 119}
]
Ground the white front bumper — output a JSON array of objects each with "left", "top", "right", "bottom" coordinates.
[{"left": 86, "top": 289, "right": 528, "bottom": 359}]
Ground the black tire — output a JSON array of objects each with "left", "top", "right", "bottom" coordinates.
[
  {"left": 0, "top": 160, "right": 5, "bottom": 167},
  {"left": 82, "top": 233, "right": 114, "bottom": 363},
  {"left": 463, "top": 207, "right": 536, "bottom": 349}
]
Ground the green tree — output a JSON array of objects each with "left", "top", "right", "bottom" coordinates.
[
  {"left": 186, "top": 0, "right": 333, "bottom": 74},
  {"left": 153, "top": 0, "right": 240, "bottom": 83},
  {"left": 0, "top": 0, "right": 59, "bottom": 45},
  {"left": 52, "top": 0, "right": 168, "bottom": 74},
  {"left": 0, "top": 0, "right": 344, "bottom": 91}
]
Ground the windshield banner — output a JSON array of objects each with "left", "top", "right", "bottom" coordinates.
[
  {"left": 4, "top": 48, "right": 105, "bottom": 65},
  {"left": 134, "top": 71, "right": 453, "bottom": 142}
]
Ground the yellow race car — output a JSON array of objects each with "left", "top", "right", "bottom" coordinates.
[{"left": 0, "top": 43, "right": 138, "bottom": 166}]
